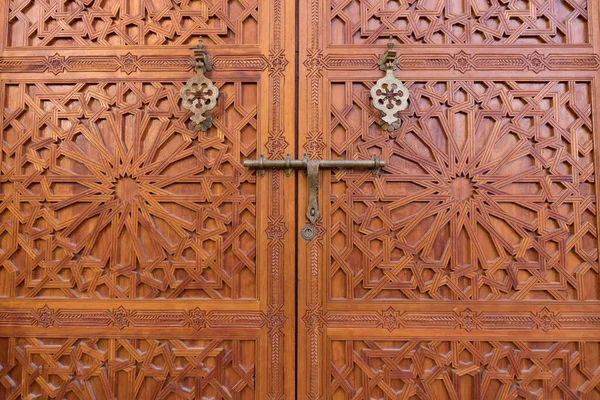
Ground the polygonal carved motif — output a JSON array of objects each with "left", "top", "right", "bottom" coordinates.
[
  {"left": 330, "top": 0, "right": 589, "bottom": 45},
  {"left": 0, "top": 81, "right": 258, "bottom": 299},
  {"left": 34, "top": 305, "right": 55, "bottom": 328},
  {"left": 8, "top": 0, "right": 259, "bottom": 47},
  {"left": 330, "top": 340, "right": 600, "bottom": 399},
  {"left": 0, "top": 337, "right": 257, "bottom": 399},
  {"left": 329, "top": 80, "right": 598, "bottom": 301}
]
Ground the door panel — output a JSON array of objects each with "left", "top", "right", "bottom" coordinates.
[
  {"left": 0, "top": 0, "right": 296, "bottom": 399},
  {"left": 299, "top": 0, "right": 600, "bottom": 398}
]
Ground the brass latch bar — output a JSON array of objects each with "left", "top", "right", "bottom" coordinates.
[{"left": 244, "top": 154, "right": 384, "bottom": 240}]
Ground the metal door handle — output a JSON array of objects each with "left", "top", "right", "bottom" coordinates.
[{"left": 244, "top": 154, "right": 384, "bottom": 239}]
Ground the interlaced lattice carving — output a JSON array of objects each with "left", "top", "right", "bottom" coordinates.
[
  {"left": 330, "top": 0, "right": 589, "bottom": 45},
  {"left": 0, "top": 81, "right": 258, "bottom": 299},
  {"left": 7, "top": 0, "right": 259, "bottom": 47},
  {"left": 329, "top": 80, "right": 598, "bottom": 300},
  {"left": 330, "top": 340, "right": 600, "bottom": 399},
  {"left": 0, "top": 337, "right": 256, "bottom": 399}
]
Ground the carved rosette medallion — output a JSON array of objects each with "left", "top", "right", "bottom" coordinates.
[{"left": 181, "top": 38, "right": 219, "bottom": 131}]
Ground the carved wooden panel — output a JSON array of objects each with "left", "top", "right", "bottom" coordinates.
[
  {"left": 328, "top": 80, "right": 598, "bottom": 302},
  {"left": 0, "top": 0, "right": 295, "bottom": 398},
  {"left": 7, "top": 0, "right": 259, "bottom": 47},
  {"left": 0, "top": 336, "right": 257, "bottom": 399},
  {"left": 1, "top": 80, "right": 258, "bottom": 300},
  {"left": 300, "top": 0, "right": 600, "bottom": 398},
  {"left": 330, "top": 0, "right": 590, "bottom": 45},
  {"left": 330, "top": 339, "right": 600, "bottom": 399}
]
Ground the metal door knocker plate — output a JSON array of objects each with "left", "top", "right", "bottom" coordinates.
[
  {"left": 244, "top": 154, "right": 384, "bottom": 240},
  {"left": 181, "top": 37, "right": 219, "bottom": 131},
  {"left": 371, "top": 36, "right": 409, "bottom": 131}
]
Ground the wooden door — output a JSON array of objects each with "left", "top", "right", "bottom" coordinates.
[
  {"left": 0, "top": 0, "right": 296, "bottom": 398},
  {"left": 298, "top": 0, "right": 600, "bottom": 399}
]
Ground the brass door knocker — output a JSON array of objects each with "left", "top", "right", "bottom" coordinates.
[
  {"left": 181, "top": 37, "right": 219, "bottom": 131},
  {"left": 371, "top": 36, "right": 409, "bottom": 131}
]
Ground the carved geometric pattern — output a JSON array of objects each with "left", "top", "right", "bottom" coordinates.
[
  {"left": 330, "top": 340, "right": 600, "bottom": 399},
  {"left": 294, "top": 53, "right": 600, "bottom": 73},
  {"left": 325, "top": 307, "right": 600, "bottom": 332},
  {"left": 330, "top": 0, "right": 589, "bottom": 45},
  {"left": 3, "top": 52, "right": 597, "bottom": 75},
  {"left": 0, "top": 337, "right": 256, "bottom": 399},
  {"left": 329, "top": 80, "right": 598, "bottom": 301},
  {"left": 0, "top": 55, "right": 269, "bottom": 74},
  {"left": 7, "top": 0, "right": 259, "bottom": 47},
  {"left": 397, "top": 53, "right": 600, "bottom": 73},
  {"left": 0, "top": 306, "right": 269, "bottom": 330},
  {"left": 0, "top": 80, "right": 258, "bottom": 299}
]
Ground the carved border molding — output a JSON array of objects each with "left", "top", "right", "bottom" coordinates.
[
  {"left": 325, "top": 52, "right": 600, "bottom": 72},
  {"left": 326, "top": 308, "right": 600, "bottom": 332},
  {"left": 0, "top": 54, "right": 268, "bottom": 74},
  {"left": 0, "top": 306, "right": 287, "bottom": 332},
  {"left": 264, "top": 0, "right": 289, "bottom": 398}
]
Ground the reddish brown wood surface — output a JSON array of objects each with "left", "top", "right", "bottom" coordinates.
[
  {"left": 3, "top": 0, "right": 600, "bottom": 399},
  {"left": 298, "top": 0, "right": 600, "bottom": 399},
  {"left": 0, "top": 0, "right": 296, "bottom": 399}
]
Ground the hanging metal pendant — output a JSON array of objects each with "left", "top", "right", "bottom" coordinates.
[
  {"left": 371, "top": 37, "right": 409, "bottom": 131},
  {"left": 181, "top": 37, "right": 219, "bottom": 132}
]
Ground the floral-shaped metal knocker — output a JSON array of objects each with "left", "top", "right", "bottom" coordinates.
[
  {"left": 371, "top": 36, "right": 409, "bottom": 131},
  {"left": 181, "top": 37, "right": 219, "bottom": 131}
]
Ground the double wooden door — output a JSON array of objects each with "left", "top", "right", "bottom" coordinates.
[{"left": 1, "top": 0, "right": 600, "bottom": 399}]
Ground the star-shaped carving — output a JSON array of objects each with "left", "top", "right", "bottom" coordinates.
[
  {"left": 457, "top": 308, "right": 480, "bottom": 332},
  {"left": 266, "top": 306, "right": 287, "bottom": 332},
  {"left": 35, "top": 305, "right": 55, "bottom": 328},
  {"left": 304, "top": 50, "right": 325, "bottom": 76},
  {"left": 110, "top": 306, "right": 131, "bottom": 330},
  {"left": 119, "top": 53, "right": 139, "bottom": 74},
  {"left": 265, "top": 136, "right": 289, "bottom": 158},
  {"left": 527, "top": 52, "right": 548, "bottom": 73},
  {"left": 302, "top": 305, "right": 325, "bottom": 331},
  {"left": 453, "top": 51, "right": 473, "bottom": 73},
  {"left": 534, "top": 307, "right": 558, "bottom": 332},
  {"left": 46, "top": 54, "right": 66, "bottom": 75},
  {"left": 188, "top": 307, "right": 207, "bottom": 331},
  {"left": 380, "top": 306, "right": 402, "bottom": 331},
  {"left": 267, "top": 51, "right": 289, "bottom": 74},
  {"left": 303, "top": 133, "right": 326, "bottom": 158},
  {"left": 266, "top": 220, "right": 287, "bottom": 240}
]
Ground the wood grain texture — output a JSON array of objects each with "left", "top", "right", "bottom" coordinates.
[
  {"left": 0, "top": 0, "right": 296, "bottom": 398},
  {"left": 299, "top": 0, "right": 600, "bottom": 399}
]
